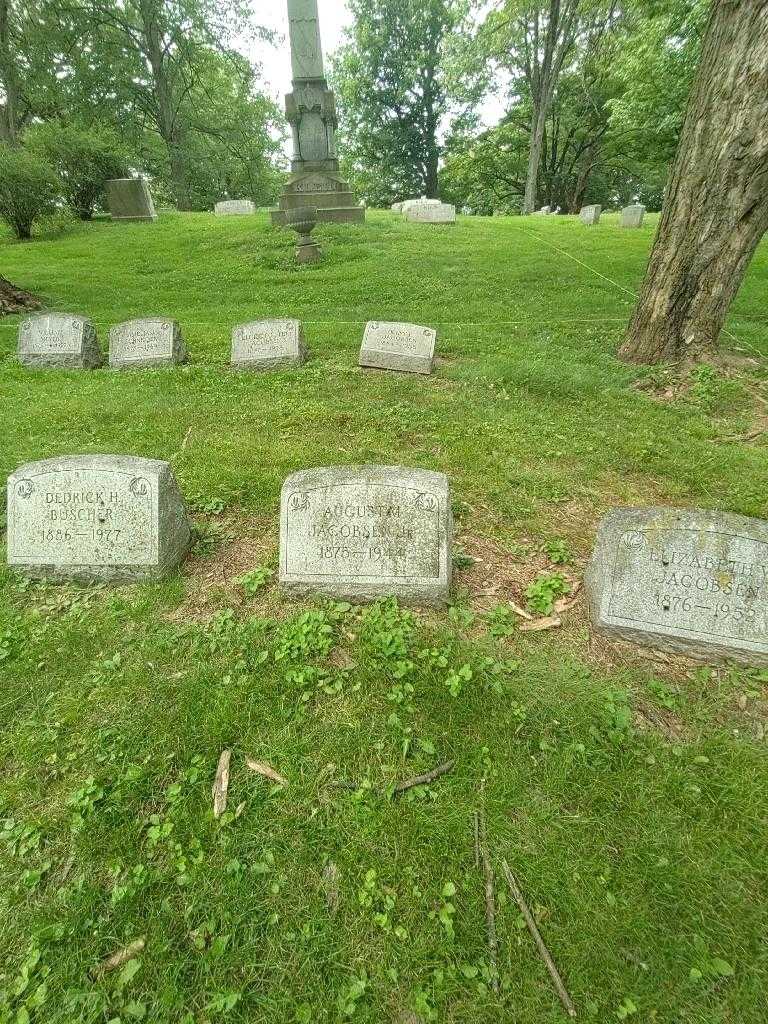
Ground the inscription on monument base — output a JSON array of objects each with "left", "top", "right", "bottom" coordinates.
[
  {"left": 359, "top": 321, "right": 436, "bottom": 375},
  {"left": 280, "top": 466, "right": 452, "bottom": 605},
  {"left": 7, "top": 455, "right": 191, "bottom": 583},
  {"left": 231, "top": 319, "right": 307, "bottom": 370},
  {"left": 586, "top": 507, "right": 768, "bottom": 665}
]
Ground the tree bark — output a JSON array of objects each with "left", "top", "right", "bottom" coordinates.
[
  {"left": 0, "top": 0, "right": 19, "bottom": 143},
  {"left": 620, "top": 0, "right": 768, "bottom": 365}
]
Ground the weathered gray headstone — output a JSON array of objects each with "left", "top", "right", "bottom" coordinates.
[
  {"left": 18, "top": 313, "right": 102, "bottom": 370},
  {"left": 579, "top": 204, "right": 601, "bottom": 226},
  {"left": 391, "top": 202, "right": 404, "bottom": 213},
  {"left": 280, "top": 465, "right": 452, "bottom": 605},
  {"left": 109, "top": 319, "right": 187, "bottom": 369},
  {"left": 105, "top": 178, "right": 157, "bottom": 222},
  {"left": 405, "top": 203, "right": 456, "bottom": 224},
  {"left": 7, "top": 455, "right": 191, "bottom": 583},
  {"left": 214, "top": 200, "right": 256, "bottom": 215},
  {"left": 359, "top": 321, "right": 436, "bottom": 375},
  {"left": 539, "top": 205, "right": 552, "bottom": 215},
  {"left": 621, "top": 204, "right": 646, "bottom": 228},
  {"left": 586, "top": 507, "right": 768, "bottom": 665},
  {"left": 231, "top": 319, "right": 307, "bottom": 370}
]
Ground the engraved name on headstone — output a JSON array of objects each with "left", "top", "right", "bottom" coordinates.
[
  {"left": 230, "top": 319, "right": 307, "bottom": 370},
  {"left": 105, "top": 178, "right": 157, "bottom": 222},
  {"left": 586, "top": 507, "right": 768, "bottom": 665},
  {"left": 7, "top": 455, "right": 191, "bottom": 582},
  {"left": 579, "top": 204, "right": 601, "bottom": 226},
  {"left": 359, "top": 321, "right": 436, "bottom": 375},
  {"left": 621, "top": 204, "right": 646, "bottom": 228},
  {"left": 109, "top": 318, "right": 187, "bottom": 369},
  {"left": 214, "top": 200, "right": 256, "bottom": 215},
  {"left": 280, "top": 465, "right": 452, "bottom": 605},
  {"left": 18, "top": 313, "right": 102, "bottom": 369}
]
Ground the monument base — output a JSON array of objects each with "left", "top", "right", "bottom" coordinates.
[{"left": 270, "top": 166, "right": 365, "bottom": 226}]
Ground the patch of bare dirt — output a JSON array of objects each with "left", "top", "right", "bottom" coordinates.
[
  {"left": 633, "top": 700, "right": 690, "bottom": 742},
  {"left": 166, "top": 511, "right": 278, "bottom": 623},
  {"left": 0, "top": 276, "right": 41, "bottom": 315}
]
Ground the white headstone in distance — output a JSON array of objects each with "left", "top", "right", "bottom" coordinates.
[
  {"left": 405, "top": 203, "right": 456, "bottom": 224},
  {"left": 214, "top": 200, "right": 256, "bottom": 215},
  {"left": 359, "top": 321, "right": 436, "bottom": 375},
  {"left": 579, "top": 204, "right": 601, "bottom": 226},
  {"left": 621, "top": 204, "right": 646, "bottom": 228},
  {"left": 280, "top": 465, "right": 452, "bottom": 606}
]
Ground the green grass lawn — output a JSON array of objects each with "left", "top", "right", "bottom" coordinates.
[{"left": 0, "top": 210, "right": 767, "bottom": 1023}]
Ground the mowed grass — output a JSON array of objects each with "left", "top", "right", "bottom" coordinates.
[{"left": 0, "top": 210, "right": 767, "bottom": 1023}]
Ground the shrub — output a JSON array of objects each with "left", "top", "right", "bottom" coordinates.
[
  {"left": 25, "top": 122, "right": 128, "bottom": 220},
  {"left": 0, "top": 145, "right": 60, "bottom": 240}
]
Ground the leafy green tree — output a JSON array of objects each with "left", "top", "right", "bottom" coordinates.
[
  {"left": 332, "top": 0, "right": 485, "bottom": 206},
  {"left": 0, "top": 144, "right": 59, "bottom": 239},
  {"left": 25, "top": 122, "right": 128, "bottom": 219}
]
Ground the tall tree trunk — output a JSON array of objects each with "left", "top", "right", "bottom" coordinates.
[
  {"left": 620, "top": 0, "right": 768, "bottom": 365},
  {"left": 0, "top": 0, "right": 19, "bottom": 143},
  {"left": 523, "top": 102, "right": 547, "bottom": 213}
]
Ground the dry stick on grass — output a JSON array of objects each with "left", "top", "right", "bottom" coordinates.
[
  {"left": 393, "top": 760, "right": 455, "bottom": 795},
  {"left": 476, "top": 795, "right": 500, "bottom": 993},
  {"left": 245, "top": 758, "right": 288, "bottom": 786},
  {"left": 501, "top": 859, "right": 577, "bottom": 1019},
  {"left": 212, "top": 749, "right": 232, "bottom": 819},
  {"left": 92, "top": 937, "right": 146, "bottom": 978}
]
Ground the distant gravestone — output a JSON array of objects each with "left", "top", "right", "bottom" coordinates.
[
  {"left": 621, "top": 204, "right": 646, "bottom": 228},
  {"left": 401, "top": 197, "right": 441, "bottom": 215},
  {"left": 391, "top": 202, "right": 404, "bottom": 213},
  {"left": 18, "top": 313, "right": 102, "bottom": 370},
  {"left": 231, "top": 319, "right": 307, "bottom": 370},
  {"left": 359, "top": 321, "right": 436, "bottom": 375},
  {"left": 7, "top": 455, "right": 191, "bottom": 583},
  {"left": 405, "top": 203, "right": 456, "bottom": 224},
  {"left": 214, "top": 200, "right": 256, "bottom": 215},
  {"left": 586, "top": 507, "right": 768, "bottom": 665},
  {"left": 109, "top": 318, "right": 187, "bottom": 369},
  {"left": 580, "top": 204, "right": 601, "bottom": 226},
  {"left": 280, "top": 465, "right": 452, "bottom": 605},
  {"left": 105, "top": 178, "right": 157, "bottom": 222},
  {"left": 539, "top": 205, "right": 552, "bottom": 215}
]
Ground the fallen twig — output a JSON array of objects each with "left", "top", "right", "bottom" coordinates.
[
  {"left": 393, "top": 760, "right": 455, "bottom": 795},
  {"left": 501, "top": 859, "right": 576, "bottom": 1018},
  {"left": 212, "top": 749, "right": 231, "bottom": 819},
  {"left": 92, "top": 937, "right": 145, "bottom": 978},
  {"left": 245, "top": 757, "right": 288, "bottom": 786},
  {"left": 508, "top": 600, "right": 535, "bottom": 621},
  {"left": 518, "top": 615, "right": 562, "bottom": 632},
  {"left": 473, "top": 810, "right": 481, "bottom": 869},
  {"left": 477, "top": 791, "right": 499, "bottom": 993}
]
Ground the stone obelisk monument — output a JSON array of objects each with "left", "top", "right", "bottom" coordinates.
[{"left": 270, "top": 0, "right": 364, "bottom": 226}]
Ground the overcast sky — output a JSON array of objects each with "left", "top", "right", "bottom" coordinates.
[{"left": 247, "top": 0, "right": 507, "bottom": 151}]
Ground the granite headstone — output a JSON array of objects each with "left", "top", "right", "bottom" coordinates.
[
  {"left": 359, "top": 321, "right": 436, "bottom": 375},
  {"left": 18, "top": 313, "right": 102, "bottom": 369},
  {"left": 214, "top": 200, "right": 256, "bottom": 215},
  {"left": 231, "top": 319, "right": 307, "bottom": 370},
  {"left": 405, "top": 203, "right": 456, "bottom": 224},
  {"left": 7, "top": 455, "right": 191, "bottom": 583},
  {"left": 109, "top": 319, "right": 187, "bottom": 369},
  {"left": 280, "top": 465, "right": 452, "bottom": 605},
  {"left": 586, "top": 507, "right": 768, "bottom": 665},
  {"left": 579, "top": 204, "right": 601, "bottom": 226},
  {"left": 621, "top": 204, "right": 646, "bottom": 228},
  {"left": 105, "top": 178, "right": 157, "bottom": 222}
]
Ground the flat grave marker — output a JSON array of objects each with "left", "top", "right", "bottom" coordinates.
[
  {"left": 18, "top": 313, "right": 102, "bottom": 369},
  {"left": 280, "top": 465, "right": 452, "bottom": 606},
  {"left": 586, "top": 507, "right": 768, "bottom": 665},
  {"left": 359, "top": 321, "right": 436, "bottom": 375},
  {"left": 7, "top": 455, "right": 191, "bottom": 583},
  {"left": 231, "top": 319, "right": 307, "bottom": 370},
  {"left": 405, "top": 203, "right": 456, "bottom": 224},
  {"left": 109, "top": 318, "right": 187, "bottom": 369}
]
